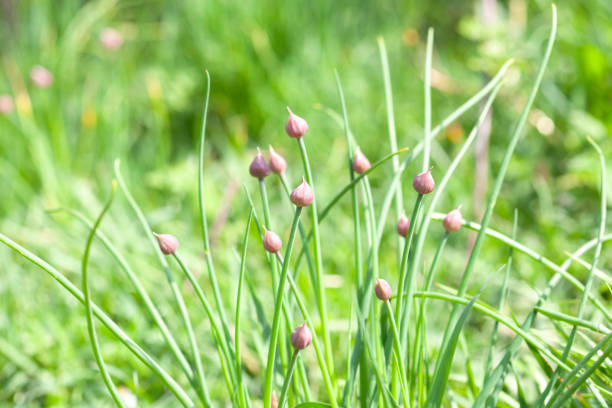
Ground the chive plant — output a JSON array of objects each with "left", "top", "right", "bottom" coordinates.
[{"left": 2, "top": 4, "right": 611, "bottom": 407}]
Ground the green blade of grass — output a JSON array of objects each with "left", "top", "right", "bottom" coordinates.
[
  {"left": 81, "top": 181, "right": 126, "bottom": 408},
  {"left": 197, "top": 70, "right": 234, "bottom": 349},
  {"left": 235, "top": 210, "right": 253, "bottom": 408},
  {"left": 0, "top": 233, "right": 195, "bottom": 407}
]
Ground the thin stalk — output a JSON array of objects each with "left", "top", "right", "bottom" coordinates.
[
  {"left": 258, "top": 178, "right": 289, "bottom": 375},
  {"left": 296, "top": 137, "right": 335, "bottom": 383},
  {"left": 278, "top": 351, "right": 300, "bottom": 408},
  {"left": 169, "top": 252, "right": 212, "bottom": 407},
  {"left": 0, "top": 233, "right": 195, "bottom": 407},
  {"left": 423, "top": 27, "right": 434, "bottom": 172},
  {"left": 235, "top": 210, "right": 253, "bottom": 408},
  {"left": 197, "top": 71, "right": 233, "bottom": 348},
  {"left": 81, "top": 181, "right": 125, "bottom": 408},
  {"left": 263, "top": 207, "right": 303, "bottom": 408},
  {"left": 436, "top": 8, "right": 556, "bottom": 382},
  {"left": 385, "top": 302, "right": 410, "bottom": 408},
  {"left": 50, "top": 207, "right": 194, "bottom": 382}
]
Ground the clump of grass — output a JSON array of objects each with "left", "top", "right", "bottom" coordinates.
[{"left": 1, "top": 4, "right": 611, "bottom": 407}]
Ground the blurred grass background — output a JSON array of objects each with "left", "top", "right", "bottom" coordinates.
[{"left": 0, "top": 0, "right": 611, "bottom": 406}]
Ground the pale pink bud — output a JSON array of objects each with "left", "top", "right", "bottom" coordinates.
[
  {"left": 285, "top": 108, "right": 308, "bottom": 139},
  {"left": 374, "top": 278, "right": 392, "bottom": 302},
  {"left": 249, "top": 147, "right": 270, "bottom": 179},
  {"left": 271, "top": 391, "right": 279, "bottom": 408},
  {"left": 263, "top": 230, "right": 282, "bottom": 253},
  {"left": 397, "top": 213, "right": 410, "bottom": 237},
  {"left": 290, "top": 178, "right": 314, "bottom": 207},
  {"left": 268, "top": 146, "right": 287, "bottom": 174},
  {"left": 30, "top": 65, "right": 53, "bottom": 88},
  {"left": 0, "top": 94, "right": 14, "bottom": 114},
  {"left": 100, "top": 27, "right": 124, "bottom": 51},
  {"left": 290, "top": 322, "right": 312, "bottom": 350},
  {"left": 443, "top": 206, "right": 463, "bottom": 233},
  {"left": 352, "top": 147, "right": 371, "bottom": 174},
  {"left": 154, "top": 233, "right": 179, "bottom": 255},
  {"left": 412, "top": 167, "right": 435, "bottom": 195}
]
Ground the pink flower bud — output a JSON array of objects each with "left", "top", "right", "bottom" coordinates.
[
  {"left": 285, "top": 108, "right": 308, "bottom": 139},
  {"left": 397, "top": 213, "right": 410, "bottom": 237},
  {"left": 268, "top": 146, "right": 287, "bottom": 174},
  {"left": 249, "top": 147, "right": 270, "bottom": 179},
  {"left": 0, "top": 94, "right": 14, "bottom": 114},
  {"left": 290, "top": 178, "right": 314, "bottom": 207},
  {"left": 271, "top": 391, "right": 278, "bottom": 408},
  {"left": 412, "top": 167, "right": 435, "bottom": 195},
  {"left": 352, "top": 147, "right": 371, "bottom": 174},
  {"left": 263, "top": 230, "right": 282, "bottom": 253},
  {"left": 443, "top": 206, "right": 463, "bottom": 233},
  {"left": 290, "top": 322, "right": 312, "bottom": 350},
  {"left": 30, "top": 65, "right": 53, "bottom": 88},
  {"left": 154, "top": 233, "right": 179, "bottom": 255},
  {"left": 374, "top": 278, "right": 392, "bottom": 302},
  {"left": 100, "top": 27, "right": 124, "bottom": 51}
]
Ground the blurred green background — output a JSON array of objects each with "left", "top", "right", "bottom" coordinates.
[{"left": 1, "top": 0, "right": 611, "bottom": 406}]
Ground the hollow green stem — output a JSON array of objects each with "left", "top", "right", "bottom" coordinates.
[
  {"left": 263, "top": 207, "right": 303, "bottom": 408},
  {"left": 423, "top": 27, "right": 434, "bottom": 172},
  {"left": 81, "top": 182, "right": 125, "bottom": 408},
  {"left": 385, "top": 302, "right": 410, "bottom": 408},
  {"left": 278, "top": 351, "right": 300, "bottom": 408},
  {"left": 296, "top": 137, "right": 335, "bottom": 383}
]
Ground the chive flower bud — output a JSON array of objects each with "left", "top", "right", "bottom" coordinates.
[
  {"left": 412, "top": 167, "right": 435, "bottom": 195},
  {"left": 249, "top": 147, "right": 270, "bottom": 179},
  {"left": 352, "top": 147, "right": 371, "bottom": 174},
  {"left": 263, "top": 230, "right": 282, "bottom": 253},
  {"left": 30, "top": 65, "right": 53, "bottom": 88},
  {"left": 271, "top": 391, "right": 278, "bottom": 408},
  {"left": 154, "top": 233, "right": 179, "bottom": 255},
  {"left": 443, "top": 206, "right": 463, "bottom": 233},
  {"left": 374, "top": 278, "right": 392, "bottom": 302},
  {"left": 268, "top": 146, "right": 287, "bottom": 174},
  {"left": 290, "top": 178, "right": 314, "bottom": 207},
  {"left": 397, "top": 213, "right": 410, "bottom": 237},
  {"left": 100, "top": 27, "right": 124, "bottom": 51},
  {"left": 290, "top": 322, "right": 312, "bottom": 351},
  {"left": 0, "top": 94, "right": 14, "bottom": 114},
  {"left": 285, "top": 108, "right": 308, "bottom": 139}
]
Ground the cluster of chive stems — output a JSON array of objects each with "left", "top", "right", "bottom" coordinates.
[{"left": 155, "top": 109, "right": 463, "bottom": 408}]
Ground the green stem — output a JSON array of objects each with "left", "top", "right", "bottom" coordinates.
[
  {"left": 423, "top": 27, "right": 434, "bottom": 172},
  {"left": 278, "top": 351, "right": 300, "bottom": 408},
  {"left": 297, "top": 137, "right": 335, "bottom": 384},
  {"left": 385, "top": 302, "right": 410, "bottom": 408},
  {"left": 0, "top": 233, "right": 195, "bottom": 407},
  {"left": 263, "top": 207, "right": 303, "bottom": 408},
  {"left": 81, "top": 182, "right": 125, "bottom": 408}
]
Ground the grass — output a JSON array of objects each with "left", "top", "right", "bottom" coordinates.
[{"left": 1, "top": 1, "right": 612, "bottom": 407}]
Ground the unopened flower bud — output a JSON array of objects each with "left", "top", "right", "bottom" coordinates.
[
  {"left": 263, "top": 230, "right": 282, "bottom": 253},
  {"left": 285, "top": 108, "right": 308, "bottom": 139},
  {"left": 290, "top": 178, "right": 314, "bottom": 207},
  {"left": 154, "top": 233, "right": 179, "bottom": 255},
  {"left": 271, "top": 391, "right": 278, "bottom": 408},
  {"left": 268, "top": 146, "right": 287, "bottom": 174},
  {"left": 249, "top": 147, "right": 270, "bottom": 179},
  {"left": 0, "top": 94, "right": 14, "bottom": 114},
  {"left": 352, "top": 147, "right": 371, "bottom": 174},
  {"left": 30, "top": 65, "right": 53, "bottom": 88},
  {"left": 412, "top": 167, "right": 435, "bottom": 195},
  {"left": 443, "top": 206, "right": 463, "bottom": 233},
  {"left": 397, "top": 213, "right": 410, "bottom": 237},
  {"left": 100, "top": 27, "right": 124, "bottom": 51},
  {"left": 290, "top": 322, "right": 312, "bottom": 350},
  {"left": 374, "top": 278, "right": 392, "bottom": 302}
]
